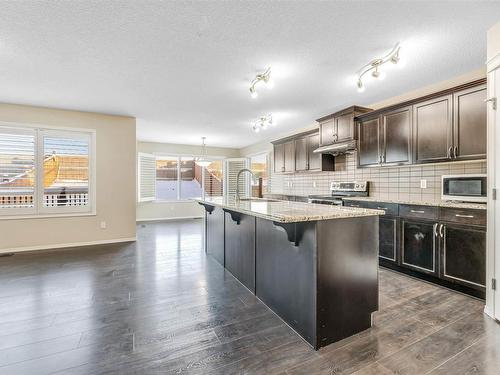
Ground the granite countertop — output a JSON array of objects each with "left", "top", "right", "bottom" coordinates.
[
  {"left": 195, "top": 197, "right": 384, "bottom": 223},
  {"left": 342, "top": 197, "right": 487, "bottom": 210}
]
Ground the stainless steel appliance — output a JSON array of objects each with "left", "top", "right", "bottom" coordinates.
[
  {"left": 308, "top": 181, "right": 369, "bottom": 205},
  {"left": 441, "top": 174, "right": 487, "bottom": 203}
]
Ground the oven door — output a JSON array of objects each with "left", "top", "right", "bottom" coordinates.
[{"left": 441, "top": 174, "right": 487, "bottom": 202}]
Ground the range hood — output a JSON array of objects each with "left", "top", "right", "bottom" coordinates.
[{"left": 313, "top": 140, "right": 357, "bottom": 156}]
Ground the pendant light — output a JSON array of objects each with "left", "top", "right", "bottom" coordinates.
[{"left": 195, "top": 137, "right": 211, "bottom": 167}]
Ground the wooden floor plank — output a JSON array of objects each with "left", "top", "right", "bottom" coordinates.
[{"left": 0, "top": 220, "right": 496, "bottom": 375}]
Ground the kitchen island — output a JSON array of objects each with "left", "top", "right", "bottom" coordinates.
[{"left": 196, "top": 197, "right": 384, "bottom": 349}]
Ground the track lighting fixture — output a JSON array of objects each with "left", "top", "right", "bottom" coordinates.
[
  {"left": 252, "top": 114, "right": 276, "bottom": 133},
  {"left": 356, "top": 43, "right": 401, "bottom": 92},
  {"left": 249, "top": 67, "right": 273, "bottom": 98}
]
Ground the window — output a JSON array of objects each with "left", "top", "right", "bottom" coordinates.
[
  {"left": 250, "top": 153, "right": 269, "bottom": 197},
  {"left": 0, "top": 124, "right": 95, "bottom": 217},
  {"left": 180, "top": 157, "right": 203, "bottom": 200},
  {"left": 156, "top": 157, "right": 178, "bottom": 200},
  {"left": 138, "top": 155, "right": 223, "bottom": 201},
  {"left": 204, "top": 160, "right": 223, "bottom": 198}
]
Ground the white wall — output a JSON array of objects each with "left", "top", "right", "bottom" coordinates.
[
  {"left": 136, "top": 141, "right": 239, "bottom": 221},
  {"left": 0, "top": 104, "right": 137, "bottom": 253},
  {"left": 485, "top": 19, "right": 500, "bottom": 320}
]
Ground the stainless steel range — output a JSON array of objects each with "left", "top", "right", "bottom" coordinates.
[{"left": 308, "top": 181, "right": 369, "bottom": 206}]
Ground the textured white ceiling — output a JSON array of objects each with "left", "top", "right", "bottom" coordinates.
[{"left": 0, "top": 1, "right": 498, "bottom": 148}]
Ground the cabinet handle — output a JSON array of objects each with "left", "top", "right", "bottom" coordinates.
[
  {"left": 410, "top": 209, "right": 425, "bottom": 214},
  {"left": 433, "top": 223, "right": 438, "bottom": 237},
  {"left": 455, "top": 214, "right": 474, "bottom": 218},
  {"left": 439, "top": 224, "right": 444, "bottom": 238},
  {"left": 350, "top": 204, "right": 360, "bottom": 207},
  {"left": 377, "top": 206, "right": 387, "bottom": 210},
  {"left": 453, "top": 146, "right": 458, "bottom": 159},
  {"left": 447, "top": 146, "right": 453, "bottom": 159}
]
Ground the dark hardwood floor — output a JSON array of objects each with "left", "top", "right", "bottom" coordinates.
[{"left": 0, "top": 219, "right": 499, "bottom": 374}]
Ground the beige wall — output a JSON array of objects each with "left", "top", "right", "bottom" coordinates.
[
  {"left": 137, "top": 141, "right": 238, "bottom": 221},
  {"left": 0, "top": 104, "right": 137, "bottom": 252},
  {"left": 487, "top": 20, "right": 500, "bottom": 62}
]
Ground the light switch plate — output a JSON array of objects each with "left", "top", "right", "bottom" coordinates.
[
  {"left": 100, "top": 221, "right": 107, "bottom": 229},
  {"left": 420, "top": 179, "right": 427, "bottom": 189}
]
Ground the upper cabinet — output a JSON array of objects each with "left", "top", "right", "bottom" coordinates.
[
  {"left": 273, "top": 140, "right": 295, "bottom": 173},
  {"left": 318, "top": 106, "right": 371, "bottom": 147},
  {"left": 358, "top": 106, "right": 412, "bottom": 167},
  {"left": 357, "top": 79, "right": 486, "bottom": 168},
  {"left": 453, "top": 84, "right": 487, "bottom": 160},
  {"left": 273, "top": 130, "right": 334, "bottom": 174},
  {"left": 413, "top": 95, "right": 453, "bottom": 164}
]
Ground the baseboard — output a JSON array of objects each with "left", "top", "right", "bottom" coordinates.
[
  {"left": 0, "top": 237, "right": 137, "bottom": 255},
  {"left": 136, "top": 216, "right": 203, "bottom": 222}
]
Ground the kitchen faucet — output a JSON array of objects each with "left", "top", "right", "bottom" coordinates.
[{"left": 235, "top": 168, "right": 255, "bottom": 202}]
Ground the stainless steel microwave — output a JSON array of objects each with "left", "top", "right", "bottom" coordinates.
[{"left": 441, "top": 174, "right": 487, "bottom": 203}]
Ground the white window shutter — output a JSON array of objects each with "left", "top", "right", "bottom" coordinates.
[
  {"left": 138, "top": 152, "right": 156, "bottom": 202},
  {"left": 224, "top": 158, "right": 250, "bottom": 199}
]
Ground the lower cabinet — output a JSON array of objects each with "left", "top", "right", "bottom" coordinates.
[
  {"left": 343, "top": 199, "right": 486, "bottom": 298},
  {"left": 205, "top": 205, "right": 225, "bottom": 266},
  {"left": 224, "top": 210, "right": 256, "bottom": 292},
  {"left": 401, "top": 219, "right": 438, "bottom": 276},
  {"left": 379, "top": 217, "right": 398, "bottom": 262},
  {"left": 440, "top": 223, "right": 486, "bottom": 291}
]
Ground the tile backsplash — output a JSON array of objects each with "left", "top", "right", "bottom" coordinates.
[{"left": 270, "top": 153, "right": 486, "bottom": 202}]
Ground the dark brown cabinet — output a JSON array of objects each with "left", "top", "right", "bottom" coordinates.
[
  {"left": 273, "top": 131, "right": 334, "bottom": 174},
  {"left": 453, "top": 85, "right": 487, "bottom": 160},
  {"left": 358, "top": 106, "right": 411, "bottom": 167},
  {"left": 413, "top": 95, "right": 453, "bottom": 163},
  {"left": 319, "top": 119, "right": 335, "bottom": 146},
  {"left": 283, "top": 141, "right": 295, "bottom": 172},
  {"left": 318, "top": 106, "right": 371, "bottom": 146},
  {"left": 307, "top": 133, "right": 322, "bottom": 170},
  {"left": 224, "top": 211, "right": 256, "bottom": 292},
  {"left": 294, "top": 136, "right": 308, "bottom": 172},
  {"left": 382, "top": 106, "right": 412, "bottom": 164},
  {"left": 274, "top": 143, "right": 285, "bottom": 173},
  {"left": 401, "top": 219, "right": 438, "bottom": 276},
  {"left": 440, "top": 223, "right": 486, "bottom": 291},
  {"left": 358, "top": 116, "right": 380, "bottom": 167},
  {"left": 356, "top": 79, "right": 486, "bottom": 168},
  {"left": 379, "top": 217, "right": 398, "bottom": 262},
  {"left": 205, "top": 205, "right": 225, "bottom": 266}
]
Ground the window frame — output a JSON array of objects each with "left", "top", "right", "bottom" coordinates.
[
  {"left": 0, "top": 122, "right": 96, "bottom": 219},
  {"left": 150, "top": 154, "right": 225, "bottom": 202}
]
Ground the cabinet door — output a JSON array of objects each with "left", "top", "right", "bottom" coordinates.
[
  {"left": 206, "top": 206, "right": 225, "bottom": 266},
  {"left": 383, "top": 106, "right": 411, "bottom": 165},
  {"left": 274, "top": 143, "right": 285, "bottom": 173},
  {"left": 284, "top": 141, "right": 295, "bottom": 172},
  {"left": 453, "top": 85, "right": 487, "bottom": 160},
  {"left": 441, "top": 223, "right": 486, "bottom": 290},
  {"left": 358, "top": 117, "right": 380, "bottom": 167},
  {"left": 224, "top": 211, "right": 256, "bottom": 292},
  {"left": 320, "top": 119, "right": 335, "bottom": 146},
  {"left": 413, "top": 95, "right": 453, "bottom": 163},
  {"left": 401, "top": 219, "right": 438, "bottom": 275},
  {"left": 336, "top": 113, "right": 354, "bottom": 143},
  {"left": 307, "top": 133, "right": 321, "bottom": 171},
  {"left": 294, "top": 137, "right": 308, "bottom": 172},
  {"left": 379, "top": 217, "right": 397, "bottom": 262}
]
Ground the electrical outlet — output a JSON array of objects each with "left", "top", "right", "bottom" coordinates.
[
  {"left": 313, "top": 181, "right": 317, "bottom": 188},
  {"left": 420, "top": 179, "right": 427, "bottom": 189},
  {"left": 100, "top": 221, "right": 107, "bottom": 229}
]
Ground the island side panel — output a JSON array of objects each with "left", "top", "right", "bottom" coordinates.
[
  {"left": 205, "top": 204, "right": 225, "bottom": 266},
  {"left": 316, "top": 216, "right": 379, "bottom": 348},
  {"left": 224, "top": 211, "right": 256, "bottom": 293},
  {"left": 255, "top": 218, "right": 317, "bottom": 346}
]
